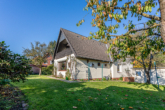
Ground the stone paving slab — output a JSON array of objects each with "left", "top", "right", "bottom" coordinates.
[{"left": 47, "top": 76, "right": 81, "bottom": 83}]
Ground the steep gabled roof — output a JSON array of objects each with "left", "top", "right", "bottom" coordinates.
[{"left": 54, "top": 28, "right": 112, "bottom": 62}]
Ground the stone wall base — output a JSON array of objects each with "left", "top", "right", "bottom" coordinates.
[{"left": 123, "top": 77, "right": 134, "bottom": 82}]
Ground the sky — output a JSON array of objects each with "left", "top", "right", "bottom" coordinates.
[{"left": 0, "top": 0, "right": 160, "bottom": 55}]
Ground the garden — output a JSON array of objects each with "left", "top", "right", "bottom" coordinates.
[{"left": 12, "top": 75, "right": 165, "bottom": 110}]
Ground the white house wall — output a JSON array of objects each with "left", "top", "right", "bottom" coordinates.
[
  {"left": 54, "top": 54, "right": 75, "bottom": 78},
  {"left": 133, "top": 68, "right": 165, "bottom": 85},
  {"left": 75, "top": 58, "right": 110, "bottom": 80},
  {"left": 111, "top": 58, "right": 134, "bottom": 78}
]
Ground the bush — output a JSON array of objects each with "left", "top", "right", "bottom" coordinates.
[
  {"left": 96, "top": 79, "right": 100, "bottom": 81},
  {"left": 80, "top": 79, "right": 84, "bottom": 81},
  {"left": 65, "top": 69, "right": 71, "bottom": 80},
  {"left": 103, "top": 77, "right": 107, "bottom": 81},
  {"left": 42, "top": 64, "right": 54, "bottom": 75},
  {"left": 119, "top": 77, "right": 123, "bottom": 81},
  {"left": 0, "top": 41, "right": 31, "bottom": 89},
  {"left": 92, "top": 79, "right": 96, "bottom": 81}
]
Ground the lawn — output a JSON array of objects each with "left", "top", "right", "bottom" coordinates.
[{"left": 12, "top": 75, "right": 165, "bottom": 110}]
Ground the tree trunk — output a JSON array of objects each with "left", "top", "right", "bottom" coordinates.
[
  {"left": 39, "top": 67, "right": 42, "bottom": 76},
  {"left": 159, "top": 0, "right": 165, "bottom": 43},
  {"left": 145, "top": 71, "right": 150, "bottom": 84}
]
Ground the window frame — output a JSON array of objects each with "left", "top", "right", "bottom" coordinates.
[
  {"left": 92, "top": 63, "right": 94, "bottom": 67},
  {"left": 58, "top": 61, "right": 67, "bottom": 71},
  {"left": 117, "top": 64, "right": 122, "bottom": 73},
  {"left": 136, "top": 71, "right": 141, "bottom": 76}
]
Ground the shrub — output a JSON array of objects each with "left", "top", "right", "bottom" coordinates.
[
  {"left": 0, "top": 41, "right": 31, "bottom": 89},
  {"left": 119, "top": 77, "right": 123, "bottom": 81},
  {"left": 92, "top": 79, "right": 96, "bottom": 81},
  {"left": 80, "top": 79, "right": 84, "bottom": 81},
  {"left": 103, "top": 77, "right": 107, "bottom": 81},
  {"left": 42, "top": 64, "right": 54, "bottom": 75},
  {"left": 65, "top": 69, "right": 71, "bottom": 80},
  {"left": 96, "top": 79, "right": 100, "bottom": 81}
]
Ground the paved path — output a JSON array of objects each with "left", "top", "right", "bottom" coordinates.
[{"left": 47, "top": 76, "right": 81, "bottom": 83}]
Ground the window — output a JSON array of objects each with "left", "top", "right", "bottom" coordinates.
[
  {"left": 91, "top": 63, "right": 94, "bottom": 67},
  {"left": 87, "top": 60, "right": 89, "bottom": 63},
  {"left": 117, "top": 64, "right": 122, "bottom": 72},
  {"left": 58, "top": 61, "right": 67, "bottom": 71},
  {"left": 105, "top": 64, "right": 107, "bottom": 67},
  {"left": 44, "top": 61, "right": 47, "bottom": 64},
  {"left": 50, "top": 61, "right": 52, "bottom": 64},
  {"left": 136, "top": 71, "right": 141, "bottom": 76},
  {"left": 98, "top": 62, "right": 100, "bottom": 66}
]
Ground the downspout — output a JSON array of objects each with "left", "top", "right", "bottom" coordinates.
[{"left": 106, "top": 44, "right": 113, "bottom": 79}]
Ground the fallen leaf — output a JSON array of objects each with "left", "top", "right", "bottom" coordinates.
[
  {"left": 125, "top": 95, "right": 128, "bottom": 96},
  {"left": 121, "top": 108, "right": 124, "bottom": 110},
  {"left": 77, "top": 99, "right": 81, "bottom": 101},
  {"left": 129, "top": 106, "right": 133, "bottom": 109},
  {"left": 73, "top": 106, "right": 77, "bottom": 109},
  {"left": 142, "top": 102, "right": 144, "bottom": 103},
  {"left": 107, "top": 103, "right": 109, "bottom": 104},
  {"left": 125, "top": 98, "right": 127, "bottom": 99}
]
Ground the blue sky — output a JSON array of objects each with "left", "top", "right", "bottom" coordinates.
[{"left": 0, "top": 0, "right": 160, "bottom": 55}]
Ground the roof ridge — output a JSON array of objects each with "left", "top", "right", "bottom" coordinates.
[
  {"left": 61, "top": 28, "right": 106, "bottom": 45},
  {"left": 61, "top": 28, "right": 88, "bottom": 38}
]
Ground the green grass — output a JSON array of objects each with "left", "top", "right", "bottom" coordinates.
[{"left": 12, "top": 75, "right": 165, "bottom": 110}]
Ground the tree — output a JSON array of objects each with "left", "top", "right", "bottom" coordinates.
[
  {"left": 77, "top": 0, "right": 165, "bottom": 83},
  {"left": 77, "top": 0, "right": 165, "bottom": 43},
  {"left": 47, "top": 40, "right": 56, "bottom": 57},
  {"left": 23, "top": 41, "right": 48, "bottom": 76},
  {"left": 0, "top": 41, "right": 31, "bottom": 89},
  {"left": 134, "top": 52, "right": 165, "bottom": 68}
]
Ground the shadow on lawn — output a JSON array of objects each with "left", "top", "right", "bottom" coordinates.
[
  {"left": 18, "top": 78, "right": 165, "bottom": 110},
  {"left": 127, "top": 82, "right": 165, "bottom": 92}
]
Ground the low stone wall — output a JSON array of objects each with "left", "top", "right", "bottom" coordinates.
[
  {"left": 123, "top": 77, "right": 134, "bottom": 82},
  {"left": 112, "top": 78, "right": 120, "bottom": 80}
]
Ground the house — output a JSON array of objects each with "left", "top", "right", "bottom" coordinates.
[
  {"left": 30, "top": 55, "right": 53, "bottom": 74},
  {"left": 133, "top": 67, "right": 165, "bottom": 85},
  {"left": 42, "top": 55, "right": 53, "bottom": 66},
  {"left": 53, "top": 28, "right": 135, "bottom": 81}
]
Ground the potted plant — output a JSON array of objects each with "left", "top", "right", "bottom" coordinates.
[{"left": 65, "top": 69, "right": 71, "bottom": 80}]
